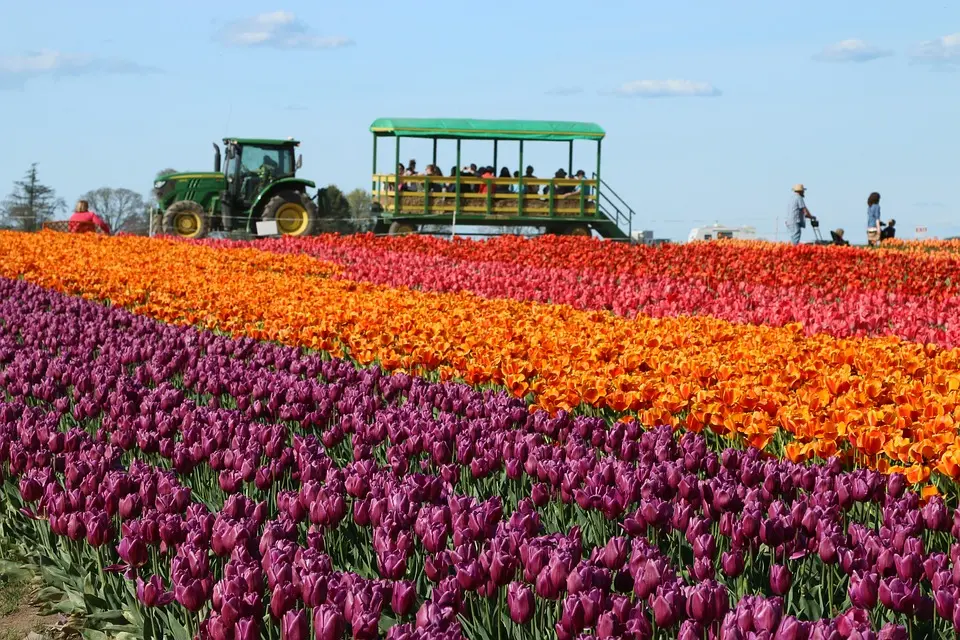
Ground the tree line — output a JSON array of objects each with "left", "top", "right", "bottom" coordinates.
[{"left": 0, "top": 164, "right": 375, "bottom": 235}]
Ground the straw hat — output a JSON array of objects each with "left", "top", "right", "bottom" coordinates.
[
  {"left": 834, "top": 228, "right": 844, "bottom": 238},
  {"left": 792, "top": 184, "right": 806, "bottom": 193}
]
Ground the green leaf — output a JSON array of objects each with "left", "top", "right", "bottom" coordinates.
[
  {"left": 83, "top": 591, "right": 112, "bottom": 612},
  {"left": 85, "top": 608, "right": 128, "bottom": 623},
  {"left": 81, "top": 630, "right": 108, "bottom": 640},
  {"left": 162, "top": 610, "right": 191, "bottom": 640}
]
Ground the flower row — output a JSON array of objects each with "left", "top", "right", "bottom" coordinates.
[
  {"left": 2, "top": 276, "right": 960, "bottom": 639},
  {"left": 202, "top": 234, "right": 960, "bottom": 297},
  {"left": 6, "top": 232, "right": 960, "bottom": 477},
  {"left": 202, "top": 235, "right": 960, "bottom": 347}
]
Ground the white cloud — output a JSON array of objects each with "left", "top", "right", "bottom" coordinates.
[
  {"left": 545, "top": 86, "right": 584, "bottom": 96},
  {"left": 0, "top": 50, "right": 159, "bottom": 90},
  {"left": 219, "top": 11, "right": 353, "bottom": 50},
  {"left": 813, "top": 39, "right": 892, "bottom": 63},
  {"left": 910, "top": 33, "right": 960, "bottom": 69},
  {"left": 612, "top": 80, "right": 721, "bottom": 98}
]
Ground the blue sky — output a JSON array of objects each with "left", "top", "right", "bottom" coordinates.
[{"left": 2, "top": 0, "right": 959, "bottom": 242}]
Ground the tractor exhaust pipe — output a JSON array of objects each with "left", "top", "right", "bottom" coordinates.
[{"left": 213, "top": 143, "right": 222, "bottom": 173}]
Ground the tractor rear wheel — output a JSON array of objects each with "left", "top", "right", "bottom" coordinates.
[
  {"left": 388, "top": 221, "right": 419, "bottom": 235},
  {"left": 162, "top": 201, "right": 209, "bottom": 239},
  {"left": 261, "top": 191, "right": 318, "bottom": 237}
]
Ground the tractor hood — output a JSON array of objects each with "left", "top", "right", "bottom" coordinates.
[{"left": 153, "top": 171, "right": 224, "bottom": 185}]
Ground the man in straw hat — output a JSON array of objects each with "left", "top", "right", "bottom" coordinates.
[{"left": 786, "top": 184, "right": 814, "bottom": 246}]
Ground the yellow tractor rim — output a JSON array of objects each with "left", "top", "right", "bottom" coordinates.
[
  {"left": 175, "top": 212, "right": 202, "bottom": 238},
  {"left": 275, "top": 202, "right": 309, "bottom": 236}
]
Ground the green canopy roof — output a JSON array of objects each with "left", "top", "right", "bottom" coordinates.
[{"left": 370, "top": 118, "right": 605, "bottom": 142}]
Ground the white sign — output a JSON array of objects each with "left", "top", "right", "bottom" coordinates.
[{"left": 256, "top": 220, "right": 279, "bottom": 236}]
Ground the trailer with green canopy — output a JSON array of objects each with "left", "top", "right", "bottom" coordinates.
[{"left": 369, "top": 117, "right": 634, "bottom": 238}]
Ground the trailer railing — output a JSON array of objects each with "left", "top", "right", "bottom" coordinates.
[
  {"left": 372, "top": 174, "right": 599, "bottom": 218},
  {"left": 593, "top": 173, "right": 635, "bottom": 239}
]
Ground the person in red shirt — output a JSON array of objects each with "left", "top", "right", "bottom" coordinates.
[{"left": 68, "top": 200, "right": 111, "bottom": 235}]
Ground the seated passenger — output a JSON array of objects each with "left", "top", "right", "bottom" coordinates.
[
  {"left": 478, "top": 167, "right": 495, "bottom": 194},
  {"left": 553, "top": 169, "right": 573, "bottom": 195},
  {"left": 406, "top": 159, "right": 419, "bottom": 191},
  {"left": 445, "top": 166, "right": 459, "bottom": 193},
  {"left": 497, "top": 167, "right": 512, "bottom": 193},
  {"left": 564, "top": 170, "right": 591, "bottom": 198},
  {"left": 427, "top": 165, "right": 444, "bottom": 193},
  {"left": 524, "top": 166, "right": 539, "bottom": 194}
]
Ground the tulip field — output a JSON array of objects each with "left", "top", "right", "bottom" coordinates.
[{"left": 3, "top": 232, "right": 960, "bottom": 640}]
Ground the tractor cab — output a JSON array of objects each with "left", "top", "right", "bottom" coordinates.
[
  {"left": 219, "top": 138, "right": 304, "bottom": 231},
  {"left": 154, "top": 137, "right": 317, "bottom": 239}
]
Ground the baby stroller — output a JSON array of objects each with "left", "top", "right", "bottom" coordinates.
[{"left": 808, "top": 217, "right": 832, "bottom": 245}]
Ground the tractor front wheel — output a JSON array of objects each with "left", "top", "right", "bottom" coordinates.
[
  {"left": 261, "top": 191, "right": 319, "bottom": 237},
  {"left": 162, "top": 201, "right": 209, "bottom": 239}
]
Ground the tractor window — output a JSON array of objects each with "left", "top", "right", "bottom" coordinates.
[{"left": 239, "top": 145, "right": 294, "bottom": 177}]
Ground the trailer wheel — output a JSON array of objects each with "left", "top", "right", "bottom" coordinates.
[
  {"left": 261, "top": 191, "right": 319, "bottom": 237},
  {"left": 389, "top": 222, "right": 418, "bottom": 235},
  {"left": 162, "top": 201, "right": 209, "bottom": 239},
  {"left": 566, "top": 224, "right": 592, "bottom": 237}
]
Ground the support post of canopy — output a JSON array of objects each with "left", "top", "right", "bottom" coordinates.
[
  {"left": 518, "top": 141, "right": 524, "bottom": 218},
  {"left": 452, "top": 139, "right": 461, "bottom": 240},
  {"left": 372, "top": 134, "right": 378, "bottom": 199},
  {"left": 568, "top": 141, "right": 574, "bottom": 176},
  {"left": 432, "top": 138, "right": 437, "bottom": 167},
  {"left": 394, "top": 138, "right": 401, "bottom": 215}
]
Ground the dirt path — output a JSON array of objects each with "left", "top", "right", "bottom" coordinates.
[{"left": 0, "top": 577, "right": 63, "bottom": 640}]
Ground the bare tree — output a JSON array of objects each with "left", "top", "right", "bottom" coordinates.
[
  {"left": 81, "top": 187, "right": 148, "bottom": 234},
  {"left": 1, "top": 163, "right": 66, "bottom": 231}
]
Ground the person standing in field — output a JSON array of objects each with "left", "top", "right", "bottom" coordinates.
[
  {"left": 68, "top": 200, "right": 111, "bottom": 235},
  {"left": 787, "top": 184, "right": 814, "bottom": 245},
  {"left": 866, "top": 192, "right": 882, "bottom": 246}
]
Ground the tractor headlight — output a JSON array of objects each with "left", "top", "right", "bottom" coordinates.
[{"left": 154, "top": 180, "right": 166, "bottom": 189}]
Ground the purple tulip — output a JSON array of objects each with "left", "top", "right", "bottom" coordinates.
[
  {"left": 935, "top": 587, "right": 956, "bottom": 619},
  {"left": 721, "top": 550, "right": 744, "bottom": 578},
  {"left": 877, "top": 623, "right": 908, "bottom": 640},
  {"left": 879, "top": 577, "right": 918, "bottom": 615},
  {"left": 280, "top": 609, "right": 308, "bottom": 640},
  {"left": 770, "top": 565, "right": 792, "bottom": 596},
  {"left": 392, "top": 580, "right": 416, "bottom": 617},
  {"left": 849, "top": 571, "right": 879, "bottom": 610},
  {"left": 117, "top": 535, "right": 148, "bottom": 568},
  {"left": 314, "top": 604, "right": 345, "bottom": 640},
  {"left": 894, "top": 553, "right": 922, "bottom": 583},
  {"left": 234, "top": 617, "right": 258, "bottom": 640},
  {"left": 652, "top": 586, "right": 684, "bottom": 627},
  {"left": 136, "top": 576, "right": 175, "bottom": 608},
  {"left": 174, "top": 578, "right": 209, "bottom": 612}
]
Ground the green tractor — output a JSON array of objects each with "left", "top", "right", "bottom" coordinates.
[{"left": 152, "top": 138, "right": 321, "bottom": 239}]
